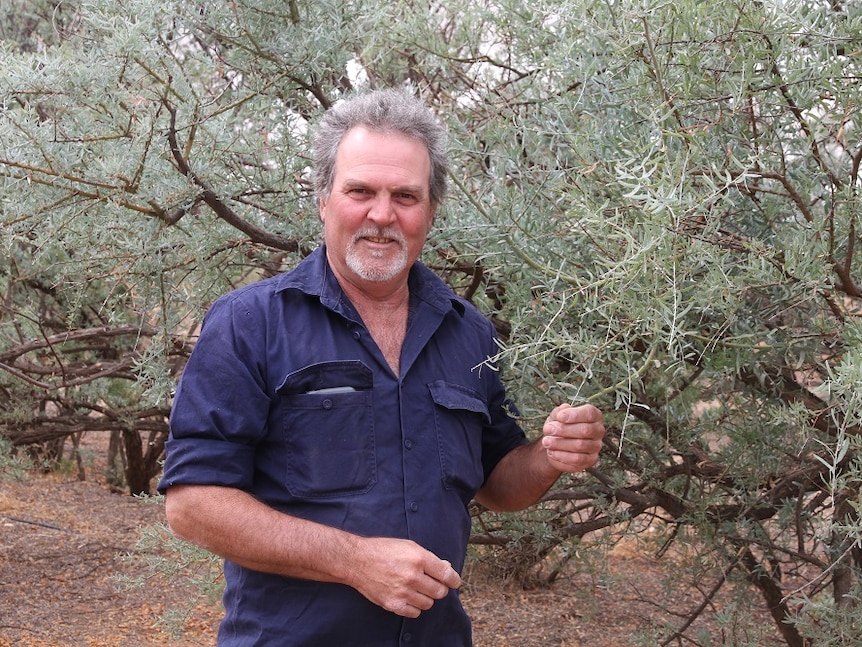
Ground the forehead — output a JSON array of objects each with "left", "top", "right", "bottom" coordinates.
[{"left": 333, "top": 127, "right": 431, "bottom": 187}]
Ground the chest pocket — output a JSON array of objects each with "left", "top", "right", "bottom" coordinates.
[
  {"left": 429, "top": 380, "right": 489, "bottom": 498},
  {"left": 277, "top": 361, "right": 376, "bottom": 498}
]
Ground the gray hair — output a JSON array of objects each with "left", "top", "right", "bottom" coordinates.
[{"left": 311, "top": 89, "right": 449, "bottom": 205}]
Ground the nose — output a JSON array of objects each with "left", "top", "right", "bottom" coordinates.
[{"left": 366, "top": 194, "right": 397, "bottom": 226}]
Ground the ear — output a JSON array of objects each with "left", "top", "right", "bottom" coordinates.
[
  {"left": 318, "top": 198, "right": 327, "bottom": 222},
  {"left": 427, "top": 203, "right": 438, "bottom": 232}
]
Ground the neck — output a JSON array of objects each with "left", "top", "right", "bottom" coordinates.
[{"left": 345, "top": 281, "right": 410, "bottom": 376}]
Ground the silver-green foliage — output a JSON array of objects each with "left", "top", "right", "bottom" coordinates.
[{"left": 2, "top": 0, "right": 861, "bottom": 643}]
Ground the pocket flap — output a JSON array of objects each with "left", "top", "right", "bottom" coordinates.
[
  {"left": 276, "top": 360, "right": 373, "bottom": 395},
  {"left": 428, "top": 380, "right": 490, "bottom": 423}
]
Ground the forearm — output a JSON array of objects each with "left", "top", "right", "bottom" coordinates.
[
  {"left": 475, "top": 403, "right": 605, "bottom": 511},
  {"left": 165, "top": 484, "right": 359, "bottom": 585},
  {"left": 164, "top": 483, "right": 462, "bottom": 618},
  {"left": 474, "top": 440, "right": 561, "bottom": 512}
]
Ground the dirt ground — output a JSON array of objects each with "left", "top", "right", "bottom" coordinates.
[{"left": 0, "top": 435, "right": 785, "bottom": 647}]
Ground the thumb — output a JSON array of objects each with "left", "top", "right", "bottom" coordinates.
[{"left": 427, "top": 558, "right": 462, "bottom": 589}]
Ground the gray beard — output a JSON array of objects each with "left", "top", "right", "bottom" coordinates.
[
  {"left": 345, "top": 229, "right": 409, "bottom": 282},
  {"left": 345, "top": 248, "right": 408, "bottom": 282}
]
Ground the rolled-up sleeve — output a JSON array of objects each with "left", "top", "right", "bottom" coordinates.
[{"left": 158, "top": 291, "right": 271, "bottom": 493}]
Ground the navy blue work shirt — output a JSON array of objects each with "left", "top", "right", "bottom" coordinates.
[{"left": 159, "top": 246, "right": 528, "bottom": 646}]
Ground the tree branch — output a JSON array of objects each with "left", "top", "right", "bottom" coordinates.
[{"left": 163, "top": 99, "right": 306, "bottom": 254}]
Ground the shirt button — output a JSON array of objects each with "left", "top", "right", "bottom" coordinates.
[
  {"left": 409, "top": 502, "right": 419, "bottom": 512},
  {"left": 404, "top": 439, "right": 413, "bottom": 449},
  {"left": 352, "top": 330, "right": 361, "bottom": 340},
  {"left": 402, "top": 633, "right": 412, "bottom": 643},
  {"left": 322, "top": 399, "right": 333, "bottom": 409}
]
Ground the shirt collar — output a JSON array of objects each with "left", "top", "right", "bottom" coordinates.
[{"left": 274, "top": 246, "right": 466, "bottom": 318}]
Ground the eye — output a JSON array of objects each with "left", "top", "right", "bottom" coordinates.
[{"left": 346, "top": 187, "right": 371, "bottom": 197}]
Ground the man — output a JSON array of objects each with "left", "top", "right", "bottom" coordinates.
[{"left": 159, "top": 89, "right": 605, "bottom": 646}]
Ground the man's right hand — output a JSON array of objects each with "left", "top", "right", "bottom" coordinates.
[{"left": 347, "top": 536, "right": 462, "bottom": 618}]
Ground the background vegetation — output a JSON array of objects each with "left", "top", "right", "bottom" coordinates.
[{"left": 2, "top": 1, "right": 861, "bottom": 644}]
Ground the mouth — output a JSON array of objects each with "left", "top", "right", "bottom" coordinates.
[{"left": 355, "top": 229, "right": 405, "bottom": 248}]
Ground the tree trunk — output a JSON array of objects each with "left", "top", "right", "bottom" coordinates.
[
  {"left": 741, "top": 547, "right": 809, "bottom": 647},
  {"left": 121, "top": 428, "right": 151, "bottom": 496},
  {"left": 832, "top": 488, "right": 861, "bottom": 610}
]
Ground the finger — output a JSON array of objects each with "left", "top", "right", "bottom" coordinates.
[
  {"left": 425, "top": 559, "right": 461, "bottom": 590},
  {"left": 388, "top": 580, "right": 448, "bottom": 618},
  {"left": 390, "top": 599, "right": 422, "bottom": 618},
  {"left": 552, "top": 403, "right": 603, "bottom": 425},
  {"left": 543, "top": 438, "right": 603, "bottom": 471},
  {"left": 543, "top": 421, "right": 605, "bottom": 444},
  {"left": 545, "top": 446, "right": 601, "bottom": 472},
  {"left": 543, "top": 429, "right": 604, "bottom": 449},
  {"left": 544, "top": 410, "right": 604, "bottom": 441},
  {"left": 544, "top": 435, "right": 603, "bottom": 455}
]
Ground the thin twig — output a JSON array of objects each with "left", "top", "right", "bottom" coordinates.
[{"left": 1, "top": 515, "right": 71, "bottom": 532}]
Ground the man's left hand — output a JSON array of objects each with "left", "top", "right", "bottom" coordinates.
[{"left": 540, "top": 403, "right": 605, "bottom": 473}]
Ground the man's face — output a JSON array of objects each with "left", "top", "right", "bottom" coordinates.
[{"left": 320, "top": 126, "right": 436, "bottom": 292}]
